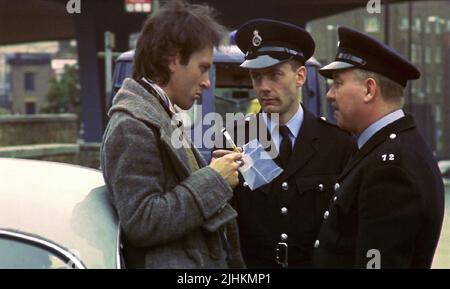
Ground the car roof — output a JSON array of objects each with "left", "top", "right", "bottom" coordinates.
[
  {"left": 115, "top": 46, "right": 321, "bottom": 66},
  {"left": 0, "top": 158, "right": 119, "bottom": 269}
]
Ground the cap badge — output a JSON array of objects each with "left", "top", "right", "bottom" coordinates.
[{"left": 252, "top": 30, "right": 262, "bottom": 47}]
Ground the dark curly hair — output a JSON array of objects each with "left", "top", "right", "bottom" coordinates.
[{"left": 132, "top": 0, "right": 227, "bottom": 85}]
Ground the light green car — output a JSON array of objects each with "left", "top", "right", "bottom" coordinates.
[{"left": 0, "top": 158, "right": 122, "bottom": 269}]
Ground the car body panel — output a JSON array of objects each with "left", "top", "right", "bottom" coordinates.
[{"left": 0, "top": 158, "right": 120, "bottom": 269}]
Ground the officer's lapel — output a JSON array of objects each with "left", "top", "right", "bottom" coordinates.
[
  {"left": 279, "top": 108, "right": 318, "bottom": 181},
  {"left": 338, "top": 115, "right": 415, "bottom": 180}
]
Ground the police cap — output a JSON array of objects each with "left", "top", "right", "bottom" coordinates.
[
  {"left": 235, "top": 19, "right": 315, "bottom": 69},
  {"left": 320, "top": 26, "right": 420, "bottom": 87}
]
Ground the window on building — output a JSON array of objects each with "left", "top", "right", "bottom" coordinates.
[
  {"left": 435, "top": 105, "right": 441, "bottom": 123},
  {"left": 436, "top": 75, "right": 442, "bottom": 93},
  {"left": 425, "top": 21, "right": 432, "bottom": 33},
  {"left": 411, "top": 44, "right": 417, "bottom": 63},
  {"left": 399, "top": 17, "right": 409, "bottom": 31},
  {"left": 414, "top": 18, "right": 421, "bottom": 32},
  {"left": 425, "top": 47, "right": 431, "bottom": 64},
  {"left": 435, "top": 47, "right": 441, "bottom": 63},
  {"left": 25, "top": 101, "right": 36, "bottom": 114},
  {"left": 24, "top": 72, "right": 35, "bottom": 92},
  {"left": 436, "top": 21, "right": 441, "bottom": 34},
  {"left": 125, "top": 0, "right": 152, "bottom": 13},
  {"left": 411, "top": 80, "right": 417, "bottom": 95},
  {"left": 416, "top": 44, "right": 422, "bottom": 63},
  {"left": 426, "top": 76, "right": 432, "bottom": 93},
  {"left": 364, "top": 17, "right": 380, "bottom": 33}
]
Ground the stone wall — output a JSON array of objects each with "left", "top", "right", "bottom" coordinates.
[
  {"left": 0, "top": 143, "right": 79, "bottom": 164},
  {"left": 78, "top": 142, "right": 101, "bottom": 169},
  {"left": 0, "top": 114, "right": 77, "bottom": 146},
  {"left": 0, "top": 114, "right": 100, "bottom": 169},
  {"left": 0, "top": 143, "right": 100, "bottom": 169}
]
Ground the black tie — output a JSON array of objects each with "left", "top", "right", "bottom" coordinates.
[{"left": 279, "top": 125, "right": 292, "bottom": 168}]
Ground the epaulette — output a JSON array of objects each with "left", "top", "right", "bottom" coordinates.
[{"left": 373, "top": 132, "right": 403, "bottom": 166}]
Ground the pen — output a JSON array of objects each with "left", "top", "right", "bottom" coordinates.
[{"left": 221, "top": 128, "right": 240, "bottom": 153}]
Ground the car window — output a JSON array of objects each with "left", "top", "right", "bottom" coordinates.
[
  {"left": 215, "top": 88, "right": 256, "bottom": 118},
  {"left": 0, "top": 238, "right": 70, "bottom": 269},
  {"left": 214, "top": 63, "right": 256, "bottom": 118},
  {"left": 0, "top": 233, "right": 84, "bottom": 269}
]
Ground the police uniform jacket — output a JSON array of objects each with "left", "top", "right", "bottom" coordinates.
[
  {"left": 226, "top": 107, "right": 355, "bottom": 268},
  {"left": 313, "top": 114, "right": 445, "bottom": 268}
]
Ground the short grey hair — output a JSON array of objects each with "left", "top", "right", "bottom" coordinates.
[{"left": 352, "top": 69, "right": 405, "bottom": 106}]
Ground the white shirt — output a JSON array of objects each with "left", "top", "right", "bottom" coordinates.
[{"left": 262, "top": 104, "right": 304, "bottom": 152}]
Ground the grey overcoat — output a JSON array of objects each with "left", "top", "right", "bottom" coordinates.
[{"left": 101, "top": 78, "right": 245, "bottom": 269}]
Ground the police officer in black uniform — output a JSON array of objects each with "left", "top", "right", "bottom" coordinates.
[
  {"left": 313, "top": 26, "right": 445, "bottom": 269},
  {"left": 213, "top": 19, "right": 356, "bottom": 268}
]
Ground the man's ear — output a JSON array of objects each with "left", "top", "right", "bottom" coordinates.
[
  {"left": 168, "top": 53, "right": 180, "bottom": 73},
  {"left": 296, "top": 66, "right": 307, "bottom": 87},
  {"left": 363, "top": 78, "right": 377, "bottom": 103}
]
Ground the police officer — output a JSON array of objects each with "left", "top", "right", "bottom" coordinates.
[
  {"left": 313, "top": 26, "right": 445, "bottom": 269},
  {"left": 213, "top": 19, "right": 356, "bottom": 268}
]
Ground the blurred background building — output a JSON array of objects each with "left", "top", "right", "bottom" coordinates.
[
  {"left": 0, "top": 0, "right": 449, "bottom": 268},
  {"left": 7, "top": 53, "right": 52, "bottom": 114},
  {"left": 0, "top": 40, "right": 77, "bottom": 115},
  {"left": 308, "top": 0, "right": 450, "bottom": 160},
  {"left": 0, "top": 0, "right": 449, "bottom": 159}
]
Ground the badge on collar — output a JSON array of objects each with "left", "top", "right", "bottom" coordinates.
[{"left": 252, "top": 30, "right": 262, "bottom": 47}]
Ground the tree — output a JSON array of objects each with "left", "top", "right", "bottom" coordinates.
[{"left": 42, "top": 64, "right": 81, "bottom": 118}]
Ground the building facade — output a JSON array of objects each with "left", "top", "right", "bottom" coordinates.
[
  {"left": 308, "top": 0, "right": 450, "bottom": 160},
  {"left": 7, "top": 53, "right": 52, "bottom": 114}
]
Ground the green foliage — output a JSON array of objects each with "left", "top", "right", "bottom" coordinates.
[
  {"left": 42, "top": 64, "right": 81, "bottom": 117},
  {"left": 0, "top": 107, "right": 10, "bottom": 115}
]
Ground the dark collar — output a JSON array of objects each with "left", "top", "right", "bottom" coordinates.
[
  {"left": 279, "top": 107, "right": 320, "bottom": 180},
  {"left": 338, "top": 114, "right": 416, "bottom": 180}
]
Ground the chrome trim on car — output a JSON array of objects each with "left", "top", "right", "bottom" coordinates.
[
  {"left": 0, "top": 229, "right": 87, "bottom": 269},
  {"left": 116, "top": 225, "right": 122, "bottom": 269}
]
